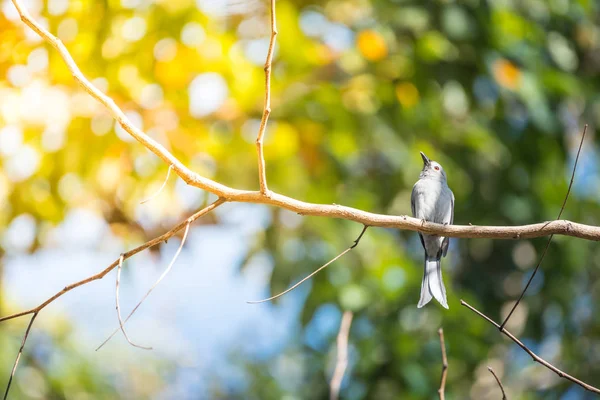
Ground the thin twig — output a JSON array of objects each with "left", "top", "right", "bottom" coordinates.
[
  {"left": 438, "top": 328, "right": 448, "bottom": 400},
  {"left": 255, "top": 0, "right": 278, "bottom": 195},
  {"left": 116, "top": 254, "right": 151, "bottom": 350},
  {"left": 500, "top": 124, "right": 587, "bottom": 329},
  {"left": 0, "top": 198, "right": 224, "bottom": 325},
  {"left": 247, "top": 225, "right": 368, "bottom": 304},
  {"left": 488, "top": 367, "right": 507, "bottom": 400},
  {"left": 4, "top": 312, "right": 37, "bottom": 400},
  {"left": 330, "top": 311, "right": 353, "bottom": 400},
  {"left": 140, "top": 165, "right": 173, "bottom": 204},
  {"left": 461, "top": 300, "right": 600, "bottom": 394},
  {"left": 97, "top": 221, "right": 191, "bottom": 351}
]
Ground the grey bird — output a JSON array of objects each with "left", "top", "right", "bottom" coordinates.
[{"left": 411, "top": 151, "right": 454, "bottom": 309}]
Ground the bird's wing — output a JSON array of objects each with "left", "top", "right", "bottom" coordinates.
[
  {"left": 410, "top": 184, "right": 417, "bottom": 217},
  {"left": 411, "top": 182, "right": 426, "bottom": 249},
  {"left": 442, "top": 190, "right": 454, "bottom": 257}
]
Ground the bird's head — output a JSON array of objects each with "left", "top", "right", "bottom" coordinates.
[{"left": 419, "top": 151, "right": 447, "bottom": 181}]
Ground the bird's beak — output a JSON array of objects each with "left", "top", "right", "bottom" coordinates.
[{"left": 420, "top": 151, "right": 430, "bottom": 166}]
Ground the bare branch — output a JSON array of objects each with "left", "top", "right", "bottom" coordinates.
[
  {"left": 461, "top": 300, "right": 600, "bottom": 394},
  {"left": 438, "top": 328, "right": 448, "bottom": 400},
  {"left": 247, "top": 225, "right": 368, "bottom": 304},
  {"left": 500, "top": 124, "right": 587, "bottom": 329},
  {"left": 8, "top": 1, "right": 600, "bottom": 243},
  {"left": 116, "top": 254, "right": 152, "bottom": 350},
  {"left": 140, "top": 165, "right": 173, "bottom": 204},
  {"left": 255, "top": 0, "right": 278, "bottom": 195},
  {"left": 97, "top": 222, "right": 191, "bottom": 351},
  {"left": 4, "top": 312, "right": 37, "bottom": 400},
  {"left": 330, "top": 311, "right": 353, "bottom": 400},
  {"left": 488, "top": 367, "right": 507, "bottom": 400},
  {"left": 0, "top": 199, "right": 225, "bottom": 324}
]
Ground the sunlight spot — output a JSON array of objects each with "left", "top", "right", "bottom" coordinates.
[{"left": 189, "top": 73, "right": 228, "bottom": 118}]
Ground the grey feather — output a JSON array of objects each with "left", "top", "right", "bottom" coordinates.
[{"left": 411, "top": 152, "right": 454, "bottom": 309}]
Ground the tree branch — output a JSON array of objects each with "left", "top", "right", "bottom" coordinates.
[
  {"left": 116, "top": 254, "right": 152, "bottom": 350},
  {"left": 4, "top": 312, "right": 37, "bottom": 400},
  {"left": 500, "top": 124, "right": 587, "bottom": 329},
  {"left": 97, "top": 221, "right": 192, "bottom": 351},
  {"left": 330, "top": 311, "right": 353, "bottom": 400},
  {"left": 247, "top": 225, "right": 368, "bottom": 304},
  {"left": 438, "top": 328, "right": 448, "bottom": 400},
  {"left": 8, "top": 0, "right": 600, "bottom": 243},
  {"left": 461, "top": 300, "right": 600, "bottom": 394},
  {"left": 140, "top": 165, "right": 172, "bottom": 204},
  {"left": 255, "top": 0, "right": 278, "bottom": 195},
  {"left": 488, "top": 367, "right": 507, "bottom": 400},
  {"left": 0, "top": 198, "right": 225, "bottom": 324}
]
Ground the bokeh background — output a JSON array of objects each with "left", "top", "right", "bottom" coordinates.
[{"left": 1, "top": 0, "right": 600, "bottom": 398}]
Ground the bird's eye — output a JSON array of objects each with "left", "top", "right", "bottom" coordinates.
[{"left": 434, "top": 166, "right": 440, "bottom": 171}]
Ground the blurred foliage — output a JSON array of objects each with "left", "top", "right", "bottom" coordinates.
[{"left": 1, "top": 0, "right": 600, "bottom": 398}]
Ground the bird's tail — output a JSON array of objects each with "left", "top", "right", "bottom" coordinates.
[{"left": 418, "top": 256, "right": 448, "bottom": 309}]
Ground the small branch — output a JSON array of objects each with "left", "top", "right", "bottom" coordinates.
[
  {"left": 488, "top": 367, "right": 507, "bottom": 400},
  {"left": 500, "top": 124, "right": 587, "bottom": 329},
  {"left": 330, "top": 311, "right": 353, "bottom": 400},
  {"left": 255, "top": 0, "right": 278, "bottom": 195},
  {"left": 140, "top": 165, "right": 173, "bottom": 204},
  {"left": 97, "top": 222, "right": 191, "bottom": 351},
  {"left": 461, "top": 300, "right": 600, "bottom": 394},
  {"left": 438, "top": 328, "right": 448, "bottom": 400},
  {"left": 247, "top": 225, "right": 368, "bottom": 304},
  {"left": 0, "top": 199, "right": 224, "bottom": 324},
  {"left": 116, "top": 254, "right": 151, "bottom": 350},
  {"left": 4, "top": 312, "right": 37, "bottom": 400}
]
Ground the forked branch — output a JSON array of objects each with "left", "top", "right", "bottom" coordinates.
[
  {"left": 0, "top": 199, "right": 224, "bottom": 398},
  {"left": 461, "top": 300, "right": 600, "bottom": 394},
  {"left": 7, "top": 0, "right": 600, "bottom": 243},
  {"left": 97, "top": 222, "right": 192, "bottom": 350}
]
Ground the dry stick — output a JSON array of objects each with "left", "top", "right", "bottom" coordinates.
[
  {"left": 115, "top": 254, "right": 151, "bottom": 350},
  {"left": 140, "top": 165, "right": 173, "bottom": 204},
  {"left": 500, "top": 124, "right": 587, "bottom": 330},
  {"left": 461, "top": 300, "right": 600, "bottom": 394},
  {"left": 438, "top": 328, "right": 448, "bottom": 400},
  {"left": 330, "top": 311, "right": 353, "bottom": 400},
  {"left": 97, "top": 222, "right": 191, "bottom": 351},
  {"left": 247, "top": 225, "right": 368, "bottom": 304},
  {"left": 0, "top": 198, "right": 224, "bottom": 325},
  {"left": 10, "top": 2, "right": 600, "bottom": 243},
  {"left": 3, "top": 312, "right": 37, "bottom": 400},
  {"left": 255, "top": 0, "right": 278, "bottom": 195},
  {"left": 488, "top": 367, "right": 507, "bottom": 400}
]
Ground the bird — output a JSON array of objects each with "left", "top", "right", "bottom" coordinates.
[{"left": 411, "top": 151, "right": 454, "bottom": 309}]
